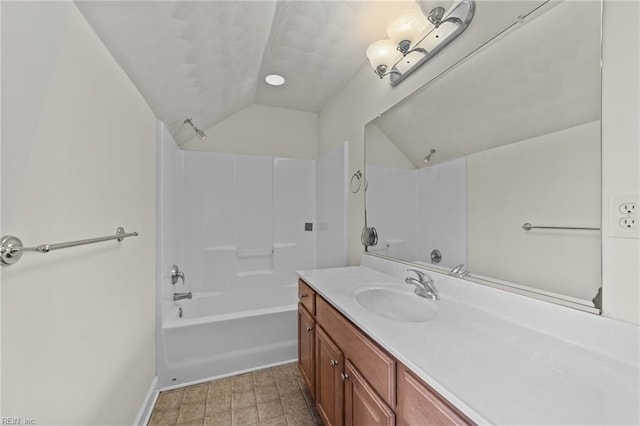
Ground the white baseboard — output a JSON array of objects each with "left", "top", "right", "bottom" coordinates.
[{"left": 133, "top": 376, "right": 159, "bottom": 426}]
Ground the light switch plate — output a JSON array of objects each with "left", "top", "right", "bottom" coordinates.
[{"left": 609, "top": 193, "right": 640, "bottom": 239}]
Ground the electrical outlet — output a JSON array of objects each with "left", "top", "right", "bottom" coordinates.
[
  {"left": 619, "top": 203, "right": 638, "bottom": 214},
  {"left": 609, "top": 193, "right": 640, "bottom": 239},
  {"left": 619, "top": 217, "right": 637, "bottom": 229}
]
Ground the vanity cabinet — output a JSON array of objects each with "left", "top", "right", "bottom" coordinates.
[
  {"left": 316, "top": 326, "right": 345, "bottom": 426},
  {"left": 297, "top": 278, "right": 474, "bottom": 426},
  {"left": 298, "top": 279, "right": 317, "bottom": 399},
  {"left": 397, "top": 364, "right": 470, "bottom": 426},
  {"left": 298, "top": 303, "right": 315, "bottom": 398},
  {"left": 345, "top": 360, "right": 395, "bottom": 426},
  {"left": 316, "top": 296, "right": 395, "bottom": 408}
]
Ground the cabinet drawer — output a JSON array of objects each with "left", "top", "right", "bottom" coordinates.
[
  {"left": 397, "top": 364, "right": 473, "bottom": 426},
  {"left": 298, "top": 279, "right": 316, "bottom": 315},
  {"left": 316, "top": 296, "right": 396, "bottom": 408}
]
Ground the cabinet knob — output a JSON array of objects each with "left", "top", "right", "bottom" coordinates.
[
  {"left": 330, "top": 359, "right": 339, "bottom": 367},
  {"left": 299, "top": 293, "right": 308, "bottom": 299},
  {"left": 305, "top": 326, "right": 313, "bottom": 332},
  {"left": 341, "top": 373, "right": 349, "bottom": 382}
]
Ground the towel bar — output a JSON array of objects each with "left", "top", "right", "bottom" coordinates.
[
  {"left": 522, "top": 222, "right": 600, "bottom": 232},
  {"left": 0, "top": 227, "right": 139, "bottom": 266}
]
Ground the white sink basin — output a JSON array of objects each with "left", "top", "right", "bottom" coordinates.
[{"left": 354, "top": 287, "right": 437, "bottom": 323}]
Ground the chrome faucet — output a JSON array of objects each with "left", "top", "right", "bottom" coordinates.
[
  {"left": 173, "top": 292, "right": 192, "bottom": 301},
  {"left": 405, "top": 269, "right": 439, "bottom": 300}
]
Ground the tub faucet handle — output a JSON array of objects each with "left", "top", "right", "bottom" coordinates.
[{"left": 171, "top": 264, "right": 185, "bottom": 285}]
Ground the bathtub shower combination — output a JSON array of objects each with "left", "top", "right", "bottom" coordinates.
[
  {"left": 162, "top": 285, "right": 299, "bottom": 387},
  {"left": 157, "top": 124, "right": 346, "bottom": 387}
]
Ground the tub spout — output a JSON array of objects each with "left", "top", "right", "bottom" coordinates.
[{"left": 173, "top": 292, "right": 192, "bottom": 301}]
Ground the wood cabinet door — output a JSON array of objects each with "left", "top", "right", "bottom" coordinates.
[
  {"left": 316, "top": 297, "right": 396, "bottom": 408},
  {"left": 397, "top": 364, "right": 473, "bottom": 426},
  {"left": 316, "top": 326, "right": 344, "bottom": 426},
  {"left": 344, "top": 360, "right": 395, "bottom": 426},
  {"left": 298, "top": 304, "right": 315, "bottom": 398}
]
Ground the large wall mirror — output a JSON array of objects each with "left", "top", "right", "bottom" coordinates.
[{"left": 364, "top": 0, "right": 602, "bottom": 312}]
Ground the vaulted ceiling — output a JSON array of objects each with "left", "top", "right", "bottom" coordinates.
[{"left": 76, "top": 0, "right": 416, "bottom": 145}]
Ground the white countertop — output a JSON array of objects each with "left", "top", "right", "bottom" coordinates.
[{"left": 297, "top": 259, "right": 640, "bottom": 425}]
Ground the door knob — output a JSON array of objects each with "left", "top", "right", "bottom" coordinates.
[
  {"left": 330, "top": 359, "right": 339, "bottom": 367},
  {"left": 341, "top": 373, "right": 349, "bottom": 381},
  {"left": 170, "top": 264, "right": 185, "bottom": 285}
]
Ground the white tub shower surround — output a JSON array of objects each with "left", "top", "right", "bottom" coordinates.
[
  {"left": 181, "top": 152, "right": 316, "bottom": 295},
  {"left": 163, "top": 294, "right": 297, "bottom": 387},
  {"left": 366, "top": 158, "right": 467, "bottom": 267},
  {"left": 157, "top": 128, "right": 347, "bottom": 387}
]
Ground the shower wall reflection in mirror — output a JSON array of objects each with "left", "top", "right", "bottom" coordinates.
[{"left": 364, "top": 1, "right": 602, "bottom": 311}]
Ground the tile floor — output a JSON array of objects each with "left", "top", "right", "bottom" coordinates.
[{"left": 148, "top": 363, "right": 324, "bottom": 426}]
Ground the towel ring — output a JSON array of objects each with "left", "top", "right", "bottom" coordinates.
[{"left": 350, "top": 170, "right": 367, "bottom": 193}]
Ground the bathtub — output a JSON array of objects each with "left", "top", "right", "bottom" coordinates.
[{"left": 160, "top": 286, "right": 298, "bottom": 387}]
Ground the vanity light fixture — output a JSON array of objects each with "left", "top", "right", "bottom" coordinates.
[
  {"left": 184, "top": 118, "right": 207, "bottom": 140},
  {"left": 387, "top": 10, "right": 426, "bottom": 56},
  {"left": 426, "top": 6, "right": 447, "bottom": 26},
  {"left": 366, "top": 0, "right": 475, "bottom": 86}
]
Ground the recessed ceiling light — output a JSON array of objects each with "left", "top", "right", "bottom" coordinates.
[{"left": 265, "top": 74, "right": 285, "bottom": 86}]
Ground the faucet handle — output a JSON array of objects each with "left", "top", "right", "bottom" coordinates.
[
  {"left": 171, "top": 264, "right": 185, "bottom": 285},
  {"left": 450, "top": 264, "right": 470, "bottom": 277},
  {"left": 406, "top": 268, "right": 432, "bottom": 283},
  {"left": 405, "top": 269, "right": 439, "bottom": 300}
]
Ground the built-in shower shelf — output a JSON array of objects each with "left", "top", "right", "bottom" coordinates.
[
  {"left": 273, "top": 243, "right": 298, "bottom": 249},
  {"left": 204, "top": 243, "right": 301, "bottom": 280},
  {"left": 236, "top": 248, "right": 274, "bottom": 259},
  {"left": 236, "top": 269, "right": 275, "bottom": 277}
]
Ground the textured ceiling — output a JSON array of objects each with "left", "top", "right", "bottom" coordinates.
[
  {"left": 76, "top": 0, "right": 416, "bottom": 145},
  {"left": 372, "top": 0, "right": 601, "bottom": 168}
]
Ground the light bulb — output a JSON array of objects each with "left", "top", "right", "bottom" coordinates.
[
  {"left": 416, "top": 0, "right": 454, "bottom": 20},
  {"left": 366, "top": 40, "right": 401, "bottom": 77},
  {"left": 386, "top": 10, "right": 426, "bottom": 51}
]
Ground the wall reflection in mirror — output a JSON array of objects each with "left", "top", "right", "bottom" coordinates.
[{"left": 364, "top": 1, "right": 602, "bottom": 310}]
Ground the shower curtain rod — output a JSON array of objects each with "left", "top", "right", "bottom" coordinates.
[{"left": 0, "top": 227, "right": 139, "bottom": 266}]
